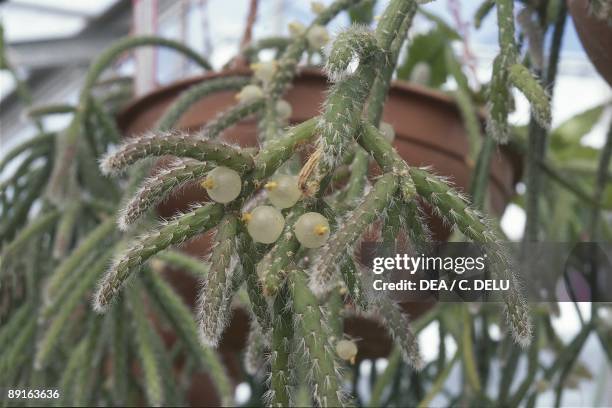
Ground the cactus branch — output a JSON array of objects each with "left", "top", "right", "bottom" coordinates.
[
  {"left": 94, "top": 203, "right": 224, "bottom": 312},
  {"left": 310, "top": 173, "right": 398, "bottom": 297},
  {"left": 197, "top": 214, "right": 239, "bottom": 347}
]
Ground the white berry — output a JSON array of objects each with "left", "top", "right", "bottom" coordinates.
[
  {"left": 336, "top": 339, "right": 358, "bottom": 362},
  {"left": 379, "top": 122, "right": 395, "bottom": 143},
  {"left": 251, "top": 61, "right": 277, "bottom": 84},
  {"left": 201, "top": 166, "right": 241, "bottom": 204},
  {"left": 245, "top": 206, "right": 285, "bottom": 244},
  {"left": 307, "top": 25, "right": 330, "bottom": 49},
  {"left": 288, "top": 21, "right": 306, "bottom": 37},
  {"left": 294, "top": 212, "right": 330, "bottom": 248},
  {"left": 275, "top": 100, "right": 292, "bottom": 122},
  {"left": 410, "top": 62, "right": 431, "bottom": 85},
  {"left": 265, "top": 175, "right": 301, "bottom": 209},
  {"left": 236, "top": 84, "right": 263, "bottom": 103},
  {"left": 310, "top": 1, "right": 326, "bottom": 14}
]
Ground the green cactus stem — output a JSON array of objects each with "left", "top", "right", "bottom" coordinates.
[
  {"left": 35, "top": 248, "right": 114, "bottom": 369},
  {"left": 474, "top": 0, "right": 495, "bottom": 29},
  {"left": 141, "top": 268, "right": 233, "bottom": 405},
  {"left": 507, "top": 63, "right": 551, "bottom": 128},
  {"left": 486, "top": 55, "right": 511, "bottom": 143},
  {"left": 196, "top": 214, "right": 239, "bottom": 347},
  {"left": 157, "top": 76, "right": 251, "bottom": 131},
  {"left": 45, "top": 216, "right": 117, "bottom": 298},
  {"left": 1, "top": 210, "right": 59, "bottom": 262},
  {"left": 495, "top": 0, "right": 518, "bottom": 64},
  {"left": 153, "top": 249, "right": 210, "bottom": 278},
  {"left": 47, "top": 36, "right": 213, "bottom": 203},
  {"left": 257, "top": 204, "right": 307, "bottom": 297},
  {"left": 289, "top": 268, "right": 345, "bottom": 407},
  {"left": 407, "top": 167, "right": 532, "bottom": 346},
  {"left": 372, "top": 296, "right": 423, "bottom": 369},
  {"left": 268, "top": 284, "right": 295, "bottom": 407},
  {"left": 94, "top": 203, "right": 224, "bottom": 312},
  {"left": 100, "top": 132, "right": 254, "bottom": 176},
  {"left": 127, "top": 287, "right": 165, "bottom": 407},
  {"left": 238, "top": 233, "right": 272, "bottom": 332},
  {"left": 310, "top": 173, "right": 398, "bottom": 297},
  {"left": 299, "top": 25, "right": 381, "bottom": 196},
  {"left": 119, "top": 158, "right": 212, "bottom": 230}
]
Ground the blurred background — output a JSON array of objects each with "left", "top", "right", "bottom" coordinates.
[{"left": 0, "top": 0, "right": 610, "bottom": 406}]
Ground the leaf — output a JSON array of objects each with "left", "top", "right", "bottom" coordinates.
[
  {"left": 349, "top": 0, "right": 376, "bottom": 25},
  {"left": 397, "top": 29, "right": 449, "bottom": 87},
  {"left": 550, "top": 103, "right": 607, "bottom": 148},
  {"left": 418, "top": 8, "right": 462, "bottom": 40}
]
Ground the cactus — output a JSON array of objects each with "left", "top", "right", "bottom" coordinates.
[{"left": 5, "top": 0, "right": 600, "bottom": 405}]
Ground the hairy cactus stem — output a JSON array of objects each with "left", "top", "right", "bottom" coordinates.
[
  {"left": 100, "top": 131, "right": 254, "bottom": 176},
  {"left": 267, "top": 0, "right": 364, "bottom": 101},
  {"left": 141, "top": 269, "right": 233, "bottom": 405},
  {"left": 244, "top": 322, "right": 268, "bottom": 376},
  {"left": 48, "top": 36, "right": 213, "bottom": 203},
  {"left": 197, "top": 214, "right": 239, "bottom": 347},
  {"left": 299, "top": 25, "right": 381, "bottom": 196},
  {"left": 288, "top": 268, "right": 346, "bottom": 407},
  {"left": 238, "top": 233, "right": 272, "bottom": 332},
  {"left": 257, "top": 204, "right": 308, "bottom": 297},
  {"left": 118, "top": 158, "right": 212, "bottom": 230},
  {"left": 445, "top": 45, "right": 482, "bottom": 161},
  {"left": 157, "top": 76, "right": 252, "bottom": 132},
  {"left": 45, "top": 216, "right": 117, "bottom": 299},
  {"left": 356, "top": 121, "right": 416, "bottom": 200},
  {"left": 367, "top": 0, "right": 418, "bottom": 124},
  {"left": 309, "top": 173, "right": 398, "bottom": 297},
  {"left": 1, "top": 210, "right": 59, "bottom": 262},
  {"left": 267, "top": 284, "right": 294, "bottom": 407},
  {"left": 507, "top": 63, "right": 551, "bottom": 129},
  {"left": 371, "top": 296, "right": 424, "bottom": 370},
  {"left": 486, "top": 54, "right": 511, "bottom": 143},
  {"left": 34, "top": 247, "right": 115, "bottom": 369},
  {"left": 93, "top": 203, "right": 224, "bottom": 312},
  {"left": 252, "top": 118, "right": 318, "bottom": 182},
  {"left": 407, "top": 167, "right": 532, "bottom": 346},
  {"left": 495, "top": 0, "right": 518, "bottom": 65},
  {"left": 127, "top": 287, "right": 166, "bottom": 407}
]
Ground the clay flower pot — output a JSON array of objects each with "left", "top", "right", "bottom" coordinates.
[
  {"left": 117, "top": 68, "right": 521, "bottom": 402},
  {"left": 568, "top": 0, "right": 612, "bottom": 86}
]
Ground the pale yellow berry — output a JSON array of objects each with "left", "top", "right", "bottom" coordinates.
[
  {"left": 246, "top": 206, "right": 285, "bottom": 244},
  {"left": 307, "top": 25, "right": 330, "bottom": 49},
  {"left": 379, "top": 122, "right": 395, "bottom": 143},
  {"left": 336, "top": 339, "right": 358, "bottom": 362},
  {"left": 410, "top": 62, "right": 431, "bottom": 85},
  {"left": 265, "top": 174, "right": 301, "bottom": 209},
  {"left": 236, "top": 84, "right": 263, "bottom": 103},
  {"left": 288, "top": 21, "right": 306, "bottom": 37},
  {"left": 310, "top": 1, "right": 326, "bottom": 14},
  {"left": 275, "top": 100, "right": 292, "bottom": 121},
  {"left": 294, "top": 212, "right": 330, "bottom": 248},
  {"left": 201, "top": 166, "right": 241, "bottom": 204},
  {"left": 251, "top": 61, "right": 277, "bottom": 84}
]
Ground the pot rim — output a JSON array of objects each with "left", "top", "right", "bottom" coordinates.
[{"left": 117, "top": 67, "right": 522, "bottom": 203}]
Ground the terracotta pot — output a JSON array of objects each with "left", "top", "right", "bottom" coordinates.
[
  {"left": 568, "top": 0, "right": 612, "bottom": 86},
  {"left": 117, "top": 68, "right": 521, "bottom": 402}
]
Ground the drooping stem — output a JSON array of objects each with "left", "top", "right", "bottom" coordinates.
[
  {"left": 289, "top": 268, "right": 345, "bottom": 407},
  {"left": 269, "top": 284, "right": 294, "bottom": 407},
  {"left": 522, "top": 1, "right": 567, "bottom": 244}
]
